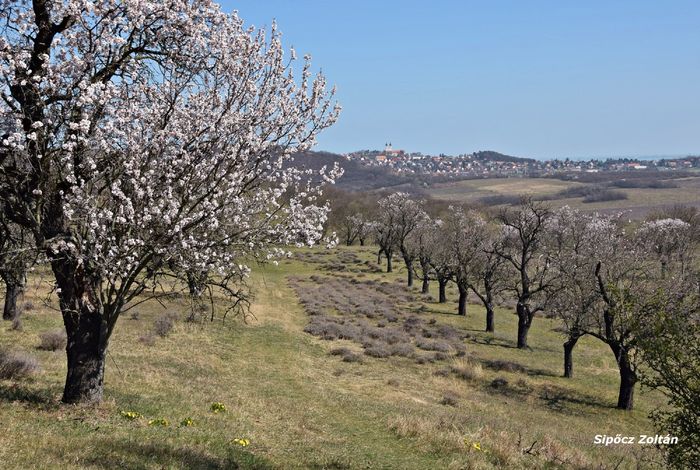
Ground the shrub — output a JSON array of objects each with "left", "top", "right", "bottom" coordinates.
[
  {"left": 153, "top": 313, "right": 177, "bottom": 337},
  {"left": 341, "top": 352, "right": 363, "bottom": 363},
  {"left": 433, "top": 351, "right": 448, "bottom": 361},
  {"left": 0, "top": 349, "right": 39, "bottom": 379},
  {"left": 433, "top": 368, "right": 450, "bottom": 377},
  {"left": 440, "top": 391, "right": 460, "bottom": 407},
  {"left": 22, "top": 301, "right": 34, "bottom": 311},
  {"left": 582, "top": 188, "right": 627, "bottom": 203},
  {"left": 138, "top": 333, "right": 156, "bottom": 346},
  {"left": 491, "top": 377, "right": 509, "bottom": 389},
  {"left": 330, "top": 347, "right": 362, "bottom": 363},
  {"left": 610, "top": 178, "right": 678, "bottom": 189},
  {"left": 390, "top": 343, "right": 415, "bottom": 357},
  {"left": 37, "top": 329, "right": 67, "bottom": 351},
  {"left": 11, "top": 317, "right": 22, "bottom": 331},
  {"left": 364, "top": 343, "right": 391, "bottom": 358},
  {"left": 415, "top": 337, "right": 451, "bottom": 353},
  {"left": 482, "top": 359, "right": 526, "bottom": 373}
]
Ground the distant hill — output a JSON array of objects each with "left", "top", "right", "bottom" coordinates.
[
  {"left": 290, "top": 151, "right": 411, "bottom": 191},
  {"left": 472, "top": 150, "right": 536, "bottom": 164}
]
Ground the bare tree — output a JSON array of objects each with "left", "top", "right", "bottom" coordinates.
[
  {"left": 428, "top": 219, "right": 454, "bottom": 303},
  {"left": 547, "top": 207, "right": 609, "bottom": 378},
  {"left": 440, "top": 207, "right": 488, "bottom": 316},
  {"left": 0, "top": 1, "right": 339, "bottom": 403},
  {"left": 468, "top": 233, "right": 507, "bottom": 332},
  {"left": 343, "top": 213, "right": 372, "bottom": 246},
  {"left": 375, "top": 193, "right": 426, "bottom": 285},
  {"left": 494, "top": 198, "right": 556, "bottom": 349},
  {"left": 406, "top": 215, "right": 437, "bottom": 294}
]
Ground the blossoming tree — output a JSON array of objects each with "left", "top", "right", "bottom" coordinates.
[{"left": 0, "top": 0, "right": 339, "bottom": 403}]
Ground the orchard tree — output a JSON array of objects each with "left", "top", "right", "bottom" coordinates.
[
  {"left": 441, "top": 207, "right": 488, "bottom": 317},
  {"left": 494, "top": 198, "right": 557, "bottom": 349},
  {"left": 340, "top": 214, "right": 360, "bottom": 246},
  {"left": 636, "top": 218, "right": 694, "bottom": 278},
  {"left": 0, "top": 215, "right": 36, "bottom": 320},
  {"left": 428, "top": 219, "right": 454, "bottom": 303},
  {"left": 584, "top": 218, "right": 655, "bottom": 411},
  {"left": 468, "top": 233, "right": 507, "bottom": 332},
  {"left": 547, "top": 207, "right": 610, "bottom": 378},
  {"left": 637, "top": 274, "right": 700, "bottom": 469},
  {"left": 406, "top": 214, "right": 437, "bottom": 294},
  {"left": 343, "top": 212, "right": 372, "bottom": 246},
  {"left": 374, "top": 216, "right": 396, "bottom": 271},
  {"left": 375, "top": 192, "right": 426, "bottom": 286},
  {"left": 0, "top": 0, "right": 339, "bottom": 404},
  {"left": 354, "top": 215, "right": 374, "bottom": 246}
]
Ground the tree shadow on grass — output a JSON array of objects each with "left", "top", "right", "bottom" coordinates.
[
  {"left": 61, "top": 438, "right": 274, "bottom": 470},
  {"left": 485, "top": 380, "right": 610, "bottom": 416},
  {"left": 0, "top": 382, "right": 60, "bottom": 409},
  {"left": 480, "top": 358, "right": 559, "bottom": 378},
  {"left": 469, "top": 334, "right": 518, "bottom": 350},
  {"left": 538, "top": 384, "right": 614, "bottom": 414}
]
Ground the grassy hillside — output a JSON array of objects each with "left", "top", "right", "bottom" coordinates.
[
  {"left": 426, "top": 175, "right": 700, "bottom": 217},
  {"left": 0, "top": 247, "right": 666, "bottom": 469}
]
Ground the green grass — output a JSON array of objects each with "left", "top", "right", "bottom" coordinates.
[{"left": 0, "top": 246, "right": 667, "bottom": 469}]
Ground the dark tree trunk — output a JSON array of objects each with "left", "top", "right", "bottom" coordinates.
[
  {"left": 51, "top": 253, "right": 112, "bottom": 405},
  {"left": 485, "top": 303, "right": 495, "bottom": 332},
  {"left": 62, "top": 310, "right": 109, "bottom": 404},
  {"left": 359, "top": 238, "right": 365, "bottom": 246},
  {"left": 438, "top": 277, "right": 447, "bottom": 303},
  {"left": 3, "top": 282, "right": 23, "bottom": 321},
  {"left": 563, "top": 335, "right": 580, "bottom": 378},
  {"left": 421, "top": 273, "right": 430, "bottom": 294},
  {"left": 516, "top": 302, "right": 530, "bottom": 349},
  {"left": 386, "top": 250, "right": 393, "bottom": 272},
  {"left": 377, "top": 249, "right": 382, "bottom": 264},
  {"left": 615, "top": 347, "right": 637, "bottom": 410},
  {"left": 403, "top": 256, "right": 413, "bottom": 286},
  {"left": 457, "top": 286, "right": 467, "bottom": 316}
]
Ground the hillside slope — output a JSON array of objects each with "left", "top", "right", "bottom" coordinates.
[{"left": 0, "top": 247, "right": 664, "bottom": 469}]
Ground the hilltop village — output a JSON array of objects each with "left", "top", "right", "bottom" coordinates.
[{"left": 346, "top": 144, "right": 700, "bottom": 178}]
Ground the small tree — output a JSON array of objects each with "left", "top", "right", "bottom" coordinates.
[
  {"left": 547, "top": 207, "right": 609, "bottom": 378},
  {"left": 0, "top": 217, "right": 35, "bottom": 320},
  {"left": 637, "top": 276, "right": 700, "bottom": 468},
  {"left": 0, "top": 0, "right": 339, "bottom": 404},
  {"left": 375, "top": 193, "right": 426, "bottom": 286},
  {"left": 354, "top": 214, "right": 374, "bottom": 246},
  {"left": 636, "top": 218, "right": 694, "bottom": 278},
  {"left": 468, "top": 233, "right": 507, "bottom": 332},
  {"left": 494, "top": 198, "right": 557, "bottom": 348},
  {"left": 440, "top": 207, "right": 488, "bottom": 317},
  {"left": 406, "top": 215, "right": 437, "bottom": 294},
  {"left": 428, "top": 219, "right": 454, "bottom": 303}
]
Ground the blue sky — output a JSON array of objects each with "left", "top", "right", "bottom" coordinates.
[{"left": 222, "top": 1, "right": 700, "bottom": 160}]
